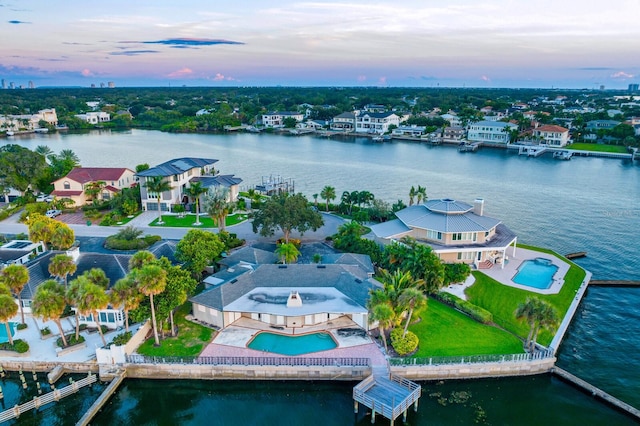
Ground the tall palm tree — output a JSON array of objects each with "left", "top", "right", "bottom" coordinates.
[
  {"left": 369, "top": 301, "right": 395, "bottom": 354},
  {"left": 35, "top": 145, "right": 53, "bottom": 162},
  {"left": 275, "top": 242, "right": 301, "bottom": 264},
  {"left": 416, "top": 185, "right": 427, "bottom": 204},
  {"left": 514, "top": 297, "right": 559, "bottom": 352},
  {"left": 312, "top": 193, "right": 319, "bottom": 207},
  {"left": 134, "top": 264, "right": 167, "bottom": 346},
  {"left": 185, "top": 181, "right": 208, "bottom": 226},
  {"left": 48, "top": 254, "right": 77, "bottom": 287},
  {"left": 398, "top": 287, "right": 427, "bottom": 338},
  {"left": 144, "top": 176, "right": 173, "bottom": 225},
  {"left": 67, "top": 277, "right": 87, "bottom": 341},
  {"left": 82, "top": 268, "right": 110, "bottom": 289},
  {"left": 320, "top": 186, "right": 336, "bottom": 212},
  {"left": 408, "top": 186, "right": 416, "bottom": 206},
  {"left": 58, "top": 149, "right": 80, "bottom": 166},
  {"left": 111, "top": 277, "right": 143, "bottom": 333},
  {"left": 373, "top": 269, "right": 425, "bottom": 326},
  {"left": 202, "top": 187, "right": 234, "bottom": 231},
  {"left": 76, "top": 282, "right": 109, "bottom": 347},
  {"left": 32, "top": 280, "right": 68, "bottom": 347},
  {"left": 50, "top": 225, "right": 75, "bottom": 250},
  {"left": 0, "top": 285, "right": 18, "bottom": 346},
  {"left": 1, "top": 264, "right": 29, "bottom": 325}
]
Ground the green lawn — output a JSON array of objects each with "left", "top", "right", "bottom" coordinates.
[
  {"left": 567, "top": 143, "right": 628, "bottom": 153},
  {"left": 136, "top": 302, "right": 215, "bottom": 357},
  {"left": 465, "top": 245, "right": 586, "bottom": 346},
  {"left": 409, "top": 299, "right": 523, "bottom": 357},
  {"left": 149, "top": 213, "right": 248, "bottom": 228}
]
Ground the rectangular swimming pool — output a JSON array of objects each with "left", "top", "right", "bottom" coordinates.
[
  {"left": 512, "top": 258, "right": 559, "bottom": 290},
  {"left": 247, "top": 331, "right": 337, "bottom": 356}
]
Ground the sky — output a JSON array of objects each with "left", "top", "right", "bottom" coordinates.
[{"left": 1, "top": 0, "right": 639, "bottom": 89}]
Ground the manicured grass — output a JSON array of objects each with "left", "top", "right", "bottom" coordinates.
[
  {"left": 149, "top": 213, "right": 247, "bottom": 228},
  {"left": 115, "top": 211, "right": 143, "bottom": 225},
  {"left": 567, "top": 143, "right": 628, "bottom": 153},
  {"left": 409, "top": 299, "right": 523, "bottom": 357},
  {"left": 465, "top": 245, "right": 586, "bottom": 346},
  {"left": 136, "top": 302, "right": 214, "bottom": 357}
]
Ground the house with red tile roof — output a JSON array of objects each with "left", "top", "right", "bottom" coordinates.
[
  {"left": 51, "top": 167, "right": 136, "bottom": 206},
  {"left": 533, "top": 124, "right": 570, "bottom": 147}
]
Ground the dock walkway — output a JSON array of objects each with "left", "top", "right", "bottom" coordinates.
[
  {"left": 77, "top": 369, "right": 126, "bottom": 426},
  {"left": 353, "top": 372, "right": 421, "bottom": 425}
]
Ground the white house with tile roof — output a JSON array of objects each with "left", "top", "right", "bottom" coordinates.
[
  {"left": 533, "top": 124, "right": 570, "bottom": 147},
  {"left": 370, "top": 198, "right": 518, "bottom": 269}
]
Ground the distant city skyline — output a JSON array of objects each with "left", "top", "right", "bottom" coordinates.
[{"left": 1, "top": 0, "right": 638, "bottom": 89}]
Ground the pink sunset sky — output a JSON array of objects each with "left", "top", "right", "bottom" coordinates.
[{"left": 1, "top": 0, "right": 638, "bottom": 88}]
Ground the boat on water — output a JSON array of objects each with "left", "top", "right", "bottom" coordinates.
[
  {"left": 5, "top": 130, "right": 14, "bottom": 136},
  {"left": 553, "top": 150, "right": 572, "bottom": 160},
  {"left": 372, "top": 136, "right": 384, "bottom": 142},
  {"left": 34, "top": 128, "right": 49, "bottom": 134}
]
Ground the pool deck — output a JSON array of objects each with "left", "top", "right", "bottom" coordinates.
[
  {"left": 479, "top": 248, "right": 571, "bottom": 295},
  {"left": 200, "top": 317, "right": 388, "bottom": 368}
]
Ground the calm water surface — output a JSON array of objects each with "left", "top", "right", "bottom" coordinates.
[{"left": 7, "top": 130, "right": 640, "bottom": 424}]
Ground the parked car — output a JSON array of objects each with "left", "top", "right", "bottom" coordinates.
[
  {"left": 36, "top": 194, "right": 55, "bottom": 202},
  {"left": 45, "top": 209, "right": 62, "bottom": 218}
]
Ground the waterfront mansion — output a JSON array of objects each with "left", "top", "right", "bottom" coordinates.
[{"left": 370, "top": 198, "right": 517, "bottom": 269}]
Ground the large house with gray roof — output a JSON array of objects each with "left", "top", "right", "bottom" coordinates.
[
  {"left": 370, "top": 198, "right": 517, "bottom": 269},
  {"left": 190, "top": 246, "right": 380, "bottom": 330},
  {"left": 137, "top": 157, "right": 242, "bottom": 212}
]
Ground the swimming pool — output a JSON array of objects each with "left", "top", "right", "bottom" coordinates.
[
  {"left": 0, "top": 322, "right": 17, "bottom": 344},
  {"left": 247, "top": 331, "right": 337, "bottom": 356},
  {"left": 512, "top": 258, "right": 559, "bottom": 290}
]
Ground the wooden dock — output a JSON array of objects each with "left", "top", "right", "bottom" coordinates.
[
  {"left": 589, "top": 280, "right": 640, "bottom": 287},
  {"left": 458, "top": 142, "right": 481, "bottom": 152},
  {"left": 77, "top": 369, "right": 126, "bottom": 426},
  {"left": 0, "top": 372, "right": 97, "bottom": 423},
  {"left": 353, "top": 374, "right": 421, "bottom": 425},
  {"left": 565, "top": 251, "right": 587, "bottom": 259},
  {"left": 552, "top": 367, "right": 640, "bottom": 420}
]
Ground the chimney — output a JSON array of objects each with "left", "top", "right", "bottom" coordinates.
[{"left": 473, "top": 198, "right": 484, "bottom": 216}]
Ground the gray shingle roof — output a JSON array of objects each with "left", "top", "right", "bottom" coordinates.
[
  {"left": 394, "top": 202, "right": 500, "bottom": 233},
  {"left": 219, "top": 246, "right": 278, "bottom": 269},
  {"left": 136, "top": 158, "right": 218, "bottom": 177},
  {"left": 370, "top": 219, "right": 412, "bottom": 239},
  {"left": 190, "top": 174, "right": 243, "bottom": 189}
]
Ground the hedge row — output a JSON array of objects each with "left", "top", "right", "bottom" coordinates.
[
  {"left": 104, "top": 235, "right": 161, "bottom": 250},
  {"left": 436, "top": 292, "right": 494, "bottom": 324}
]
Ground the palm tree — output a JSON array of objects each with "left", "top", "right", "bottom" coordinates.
[
  {"left": 185, "top": 181, "right": 207, "bottom": 225},
  {"left": 50, "top": 225, "right": 75, "bottom": 250},
  {"left": 129, "top": 250, "right": 157, "bottom": 270},
  {"left": 84, "top": 180, "right": 106, "bottom": 204},
  {"left": 369, "top": 301, "right": 395, "bottom": 353},
  {"left": 82, "top": 268, "right": 110, "bottom": 289},
  {"left": 48, "top": 254, "right": 77, "bottom": 287},
  {"left": 76, "top": 282, "right": 109, "bottom": 347},
  {"left": 398, "top": 287, "right": 427, "bottom": 338},
  {"left": 134, "top": 264, "right": 167, "bottom": 346},
  {"left": 514, "top": 297, "right": 559, "bottom": 352},
  {"left": 58, "top": 149, "right": 80, "bottom": 166},
  {"left": 408, "top": 186, "right": 416, "bottom": 206},
  {"left": 275, "top": 242, "right": 301, "bottom": 264},
  {"left": 67, "top": 277, "right": 87, "bottom": 341},
  {"left": 1, "top": 264, "right": 29, "bottom": 325},
  {"left": 320, "top": 186, "right": 336, "bottom": 212},
  {"left": 372, "top": 269, "right": 425, "bottom": 326},
  {"left": 312, "top": 193, "right": 319, "bottom": 207},
  {"left": 144, "top": 176, "right": 173, "bottom": 225},
  {"left": 32, "top": 280, "right": 68, "bottom": 347},
  {"left": 416, "top": 185, "right": 427, "bottom": 204},
  {"left": 111, "top": 277, "right": 143, "bottom": 333},
  {"left": 202, "top": 187, "right": 234, "bottom": 231},
  {"left": 0, "top": 285, "right": 18, "bottom": 346},
  {"left": 35, "top": 145, "right": 53, "bottom": 162}
]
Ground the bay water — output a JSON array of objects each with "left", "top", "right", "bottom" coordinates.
[{"left": 5, "top": 130, "right": 639, "bottom": 424}]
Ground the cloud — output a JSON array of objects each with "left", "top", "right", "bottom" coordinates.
[
  {"left": 141, "top": 38, "right": 244, "bottom": 46},
  {"left": 610, "top": 71, "right": 634, "bottom": 79},
  {"left": 109, "top": 50, "right": 159, "bottom": 56},
  {"left": 8, "top": 20, "right": 30, "bottom": 24},
  {"left": 63, "top": 42, "right": 92, "bottom": 46},
  {"left": 81, "top": 69, "right": 93, "bottom": 77},
  {"left": 480, "top": 75, "right": 491, "bottom": 82},
  {"left": 357, "top": 75, "right": 367, "bottom": 82},
  {"left": 209, "top": 73, "right": 237, "bottom": 82},
  {"left": 167, "top": 67, "right": 193, "bottom": 78},
  {"left": 577, "top": 67, "right": 614, "bottom": 71},
  {"left": 377, "top": 76, "right": 387, "bottom": 86}
]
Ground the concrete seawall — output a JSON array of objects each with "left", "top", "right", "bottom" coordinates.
[
  {"left": 0, "top": 360, "right": 98, "bottom": 374},
  {"left": 390, "top": 357, "right": 556, "bottom": 381}
]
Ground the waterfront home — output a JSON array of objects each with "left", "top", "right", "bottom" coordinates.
[
  {"left": 532, "top": 124, "right": 570, "bottom": 147},
  {"left": 191, "top": 246, "right": 379, "bottom": 331},
  {"left": 440, "top": 113, "right": 462, "bottom": 127},
  {"left": 51, "top": 167, "right": 136, "bottom": 206},
  {"left": 355, "top": 112, "right": 400, "bottom": 134},
  {"left": 467, "top": 120, "right": 517, "bottom": 145},
  {"left": 442, "top": 126, "right": 466, "bottom": 143},
  {"left": 137, "top": 157, "right": 242, "bottom": 212},
  {"left": 370, "top": 198, "right": 517, "bottom": 269},
  {"left": 391, "top": 125, "right": 426, "bottom": 137},
  {"left": 261, "top": 111, "right": 304, "bottom": 128},
  {"left": 0, "top": 108, "right": 58, "bottom": 132},
  {"left": 330, "top": 112, "right": 356, "bottom": 132},
  {"left": 74, "top": 111, "right": 111, "bottom": 124}
]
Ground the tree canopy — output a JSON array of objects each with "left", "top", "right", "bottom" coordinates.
[
  {"left": 251, "top": 192, "right": 323, "bottom": 243},
  {"left": 175, "top": 229, "right": 225, "bottom": 279}
]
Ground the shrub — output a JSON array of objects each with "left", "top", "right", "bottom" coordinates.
[
  {"left": 57, "top": 334, "right": 86, "bottom": 347},
  {"left": 218, "top": 231, "right": 244, "bottom": 250},
  {"left": 436, "top": 292, "right": 494, "bottom": 324},
  {"left": 79, "top": 324, "right": 88, "bottom": 331},
  {"left": 276, "top": 238, "right": 301, "bottom": 248},
  {"left": 444, "top": 263, "right": 472, "bottom": 286},
  {"left": 111, "top": 331, "right": 132, "bottom": 346},
  {"left": 100, "top": 324, "right": 109, "bottom": 335},
  {"left": 143, "top": 235, "right": 162, "bottom": 246},
  {"left": 17, "top": 323, "right": 28, "bottom": 330},
  {"left": 390, "top": 328, "right": 419, "bottom": 356},
  {"left": 0, "top": 339, "right": 30, "bottom": 353},
  {"left": 41, "top": 327, "right": 51, "bottom": 336}
]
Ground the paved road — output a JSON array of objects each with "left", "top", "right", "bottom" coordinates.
[{"left": 0, "top": 211, "right": 347, "bottom": 243}]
